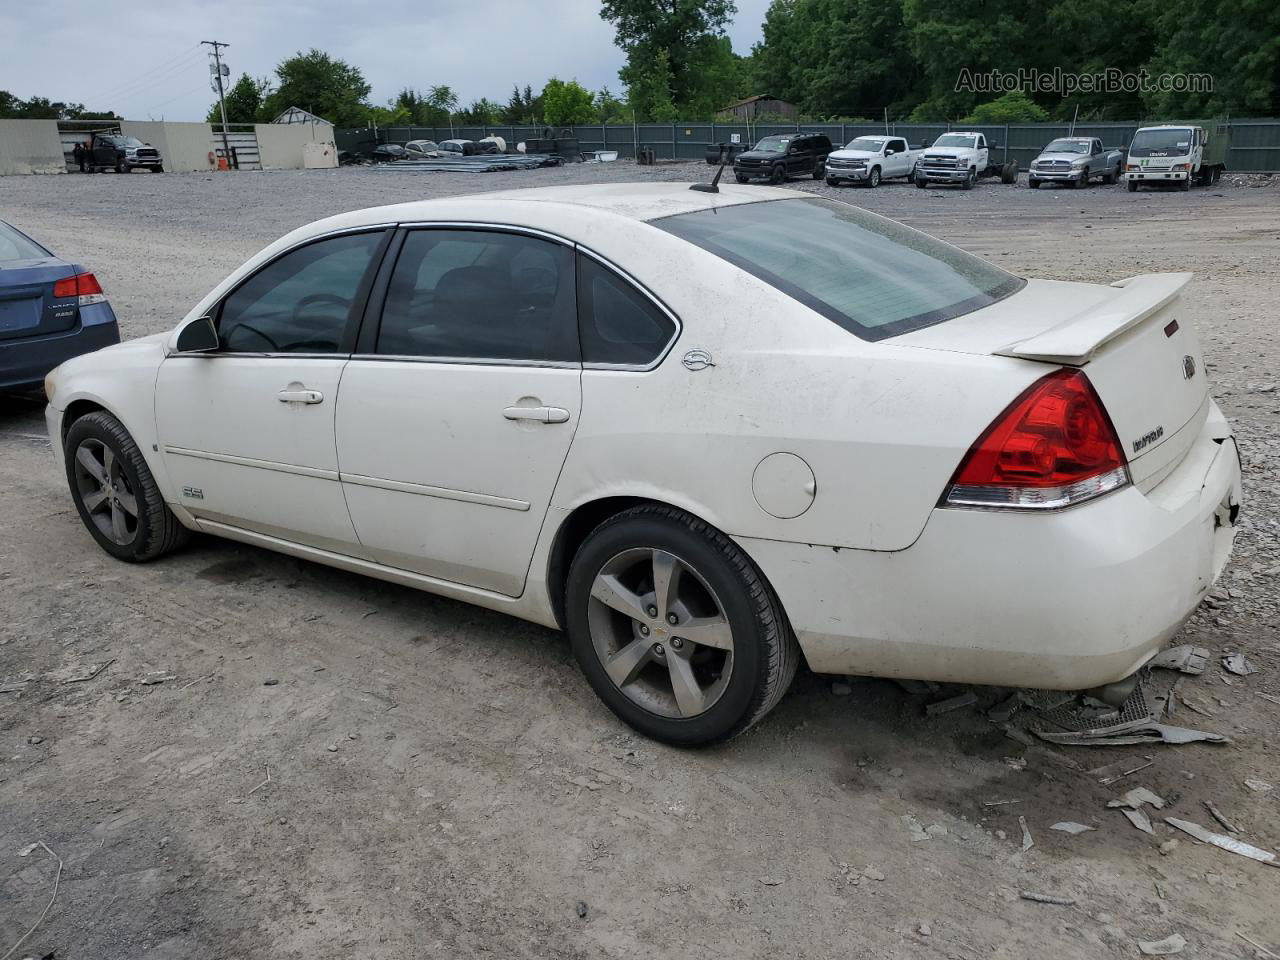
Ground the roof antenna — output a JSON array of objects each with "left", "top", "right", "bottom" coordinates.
[{"left": 690, "top": 145, "right": 728, "bottom": 193}]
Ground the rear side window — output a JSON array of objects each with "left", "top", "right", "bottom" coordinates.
[
  {"left": 656, "top": 197, "right": 1023, "bottom": 341},
  {"left": 217, "top": 231, "right": 383, "bottom": 353},
  {"left": 577, "top": 255, "right": 676, "bottom": 366},
  {"left": 377, "top": 229, "right": 577, "bottom": 362},
  {"left": 0, "top": 221, "right": 50, "bottom": 262}
]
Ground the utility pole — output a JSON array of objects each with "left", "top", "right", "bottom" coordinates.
[{"left": 203, "top": 40, "right": 232, "bottom": 169}]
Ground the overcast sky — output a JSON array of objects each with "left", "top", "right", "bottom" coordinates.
[{"left": 1, "top": 0, "right": 772, "bottom": 122}]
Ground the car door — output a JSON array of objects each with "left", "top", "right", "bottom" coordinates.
[
  {"left": 886, "top": 138, "right": 909, "bottom": 177},
  {"left": 787, "top": 137, "right": 808, "bottom": 175},
  {"left": 155, "top": 228, "right": 389, "bottom": 554},
  {"left": 334, "top": 226, "right": 582, "bottom": 597}
]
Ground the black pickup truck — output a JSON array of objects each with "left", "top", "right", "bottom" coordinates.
[{"left": 86, "top": 134, "right": 164, "bottom": 174}]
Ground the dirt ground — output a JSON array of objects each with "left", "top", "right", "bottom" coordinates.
[{"left": 1, "top": 163, "right": 1278, "bottom": 960}]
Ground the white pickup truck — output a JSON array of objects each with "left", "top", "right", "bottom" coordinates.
[
  {"left": 914, "top": 131, "right": 1018, "bottom": 189},
  {"left": 823, "top": 135, "right": 921, "bottom": 188}
]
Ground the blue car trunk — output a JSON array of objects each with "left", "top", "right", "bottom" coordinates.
[{"left": 0, "top": 258, "right": 79, "bottom": 341}]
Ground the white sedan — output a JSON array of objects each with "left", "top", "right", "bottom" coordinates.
[{"left": 44, "top": 183, "right": 1242, "bottom": 745}]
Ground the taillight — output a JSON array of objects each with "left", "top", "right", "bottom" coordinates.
[
  {"left": 52, "top": 272, "right": 107, "bottom": 306},
  {"left": 942, "top": 369, "right": 1129, "bottom": 510}
]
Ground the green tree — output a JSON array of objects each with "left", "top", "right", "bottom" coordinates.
[
  {"left": 501, "top": 84, "right": 543, "bottom": 124},
  {"left": 595, "top": 86, "right": 630, "bottom": 123},
  {"left": 627, "top": 48, "right": 680, "bottom": 121},
  {"left": 601, "top": 0, "right": 738, "bottom": 111},
  {"left": 962, "top": 90, "right": 1049, "bottom": 123},
  {"left": 541, "top": 78, "right": 598, "bottom": 126},
  {"left": 262, "top": 48, "right": 372, "bottom": 127},
  {"left": 456, "top": 97, "right": 503, "bottom": 125},
  {"left": 207, "top": 73, "right": 273, "bottom": 124}
]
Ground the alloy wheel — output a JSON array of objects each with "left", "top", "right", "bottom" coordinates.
[
  {"left": 587, "top": 547, "right": 734, "bottom": 719},
  {"left": 73, "top": 438, "right": 138, "bottom": 545}
]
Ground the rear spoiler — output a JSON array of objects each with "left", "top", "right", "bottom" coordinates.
[{"left": 994, "top": 272, "right": 1192, "bottom": 366}]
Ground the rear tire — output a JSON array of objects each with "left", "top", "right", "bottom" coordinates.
[
  {"left": 565, "top": 505, "right": 799, "bottom": 746},
  {"left": 64, "top": 412, "right": 189, "bottom": 562}
]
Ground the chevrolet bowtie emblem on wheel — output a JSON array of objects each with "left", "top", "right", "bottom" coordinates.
[{"left": 1182, "top": 355, "right": 1197, "bottom": 380}]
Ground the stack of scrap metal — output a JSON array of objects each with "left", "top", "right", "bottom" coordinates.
[{"left": 375, "top": 154, "right": 560, "bottom": 173}]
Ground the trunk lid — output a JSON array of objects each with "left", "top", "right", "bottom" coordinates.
[
  {"left": 895, "top": 274, "right": 1209, "bottom": 486},
  {"left": 0, "top": 258, "right": 80, "bottom": 341}
]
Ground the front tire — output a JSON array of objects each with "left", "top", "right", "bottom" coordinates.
[
  {"left": 915, "top": 174, "right": 928, "bottom": 188},
  {"left": 153, "top": 165, "right": 164, "bottom": 173},
  {"left": 960, "top": 167, "right": 975, "bottom": 190},
  {"left": 65, "top": 412, "right": 189, "bottom": 562},
  {"left": 1128, "top": 179, "right": 1139, "bottom": 192},
  {"left": 1028, "top": 177, "right": 1040, "bottom": 189},
  {"left": 735, "top": 173, "right": 749, "bottom": 184},
  {"left": 565, "top": 505, "right": 798, "bottom": 746},
  {"left": 825, "top": 176, "right": 841, "bottom": 187},
  {"left": 1075, "top": 168, "right": 1089, "bottom": 188},
  {"left": 865, "top": 166, "right": 881, "bottom": 188},
  {"left": 769, "top": 164, "right": 786, "bottom": 185}
]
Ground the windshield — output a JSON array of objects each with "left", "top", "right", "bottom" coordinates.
[
  {"left": 657, "top": 198, "right": 1024, "bottom": 341},
  {"left": 931, "top": 134, "right": 976, "bottom": 149},
  {"left": 753, "top": 136, "right": 792, "bottom": 153},
  {"left": 1044, "top": 139, "right": 1090, "bottom": 154},
  {"left": 1128, "top": 128, "right": 1193, "bottom": 157},
  {"left": 122, "top": 136, "right": 145, "bottom": 148},
  {"left": 0, "top": 220, "right": 51, "bottom": 261},
  {"left": 842, "top": 138, "right": 886, "bottom": 152}
]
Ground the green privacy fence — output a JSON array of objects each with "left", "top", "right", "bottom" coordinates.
[{"left": 336, "top": 118, "right": 1280, "bottom": 172}]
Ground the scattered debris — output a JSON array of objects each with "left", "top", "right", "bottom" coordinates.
[
  {"left": 988, "top": 693, "right": 1023, "bottom": 722},
  {"left": 1019, "top": 816, "right": 1034, "bottom": 852},
  {"left": 27, "top": 736, "right": 44, "bottom": 745},
  {"left": 916, "top": 922, "right": 932, "bottom": 937},
  {"left": 1177, "top": 694, "right": 1216, "bottom": 718},
  {"left": 1107, "top": 787, "right": 1166, "bottom": 810},
  {"left": 247, "top": 765, "right": 273, "bottom": 796},
  {"left": 1035, "top": 719, "right": 1228, "bottom": 746},
  {"left": 2, "top": 841, "right": 62, "bottom": 960},
  {"left": 1120, "top": 808, "right": 1155, "bottom": 834},
  {"left": 1050, "top": 821, "right": 1094, "bottom": 834},
  {"left": 1245, "top": 778, "right": 1273, "bottom": 794},
  {"left": 895, "top": 679, "right": 939, "bottom": 695},
  {"left": 1204, "top": 800, "right": 1240, "bottom": 834},
  {"left": 757, "top": 877, "right": 784, "bottom": 886},
  {"left": 1151, "top": 645, "right": 1210, "bottom": 675},
  {"left": 1223, "top": 653, "right": 1257, "bottom": 676},
  {"left": 263, "top": 678, "right": 279, "bottom": 686},
  {"left": 177, "top": 674, "right": 213, "bottom": 690},
  {"left": 62, "top": 659, "right": 114, "bottom": 683},
  {"left": 1002, "top": 724, "right": 1034, "bottom": 746},
  {"left": 1090, "top": 758, "right": 1154, "bottom": 785},
  {"left": 925, "top": 691, "right": 978, "bottom": 716},
  {"left": 1019, "top": 891, "right": 1075, "bottom": 906},
  {"left": 983, "top": 799, "right": 1023, "bottom": 807},
  {"left": 1003, "top": 756, "right": 1027, "bottom": 771},
  {"left": 140, "top": 672, "right": 176, "bottom": 686},
  {"left": 1137, "top": 932, "right": 1187, "bottom": 956},
  {"left": 1258, "top": 693, "right": 1280, "bottom": 707},
  {"left": 1159, "top": 839, "right": 1180, "bottom": 856},
  {"left": 1237, "top": 932, "right": 1280, "bottom": 959},
  {"left": 566, "top": 775, "right": 602, "bottom": 792},
  {"left": 1165, "top": 818, "right": 1276, "bottom": 865},
  {"left": 861, "top": 866, "right": 885, "bottom": 882},
  {"left": 0, "top": 680, "right": 29, "bottom": 694},
  {"left": 902, "top": 815, "right": 930, "bottom": 842},
  {"left": 576, "top": 900, "right": 589, "bottom": 918}
]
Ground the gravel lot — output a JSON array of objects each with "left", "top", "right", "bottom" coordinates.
[{"left": 1, "top": 163, "right": 1278, "bottom": 960}]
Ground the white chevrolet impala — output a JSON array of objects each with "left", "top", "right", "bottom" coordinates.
[{"left": 45, "top": 183, "right": 1242, "bottom": 745}]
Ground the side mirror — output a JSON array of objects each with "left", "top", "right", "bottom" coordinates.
[{"left": 175, "top": 316, "right": 218, "bottom": 353}]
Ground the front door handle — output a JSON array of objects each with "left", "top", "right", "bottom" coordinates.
[
  {"left": 277, "top": 387, "right": 323, "bottom": 404},
  {"left": 504, "top": 405, "right": 570, "bottom": 424}
]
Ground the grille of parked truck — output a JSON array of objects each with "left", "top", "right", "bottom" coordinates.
[{"left": 914, "top": 132, "right": 1017, "bottom": 189}]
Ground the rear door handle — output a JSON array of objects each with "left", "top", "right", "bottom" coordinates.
[
  {"left": 277, "top": 388, "right": 323, "bottom": 404},
  {"left": 504, "top": 405, "right": 570, "bottom": 423}
]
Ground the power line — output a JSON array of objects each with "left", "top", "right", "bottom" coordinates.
[{"left": 93, "top": 46, "right": 206, "bottom": 106}]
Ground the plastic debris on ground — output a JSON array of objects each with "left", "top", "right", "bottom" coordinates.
[
  {"left": 1164, "top": 818, "right": 1277, "bottom": 865},
  {"left": 1222, "top": 653, "right": 1257, "bottom": 676},
  {"left": 1137, "top": 933, "right": 1187, "bottom": 956},
  {"left": 1050, "top": 821, "right": 1094, "bottom": 834},
  {"left": 1150, "top": 645, "right": 1211, "bottom": 675}
]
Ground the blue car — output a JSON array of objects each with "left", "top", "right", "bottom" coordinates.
[{"left": 0, "top": 219, "right": 120, "bottom": 392}]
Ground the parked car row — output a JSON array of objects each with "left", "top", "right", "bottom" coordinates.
[{"left": 729, "top": 123, "right": 1230, "bottom": 193}]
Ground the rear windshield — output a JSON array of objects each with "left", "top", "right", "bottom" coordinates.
[
  {"left": 656, "top": 197, "right": 1024, "bottom": 341},
  {"left": 0, "top": 221, "right": 50, "bottom": 262}
]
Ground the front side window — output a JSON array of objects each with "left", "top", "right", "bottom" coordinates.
[
  {"left": 377, "top": 229, "right": 577, "bottom": 362},
  {"left": 217, "top": 231, "right": 383, "bottom": 353},
  {"left": 656, "top": 197, "right": 1024, "bottom": 341},
  {"left": 577, "top": 255, "right": 676, "bottom": 366}
]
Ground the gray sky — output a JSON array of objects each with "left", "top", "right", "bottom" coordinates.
[{"left": 1, "top": 0, "right": 772, "bottom": 122}]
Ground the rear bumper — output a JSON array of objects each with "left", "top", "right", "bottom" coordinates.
[
  {"left": 740, "top": 406, "right": 1242, "bottom": 690},
  {"left": 0, "top": 312, "right": 119, "bottom": 391}
]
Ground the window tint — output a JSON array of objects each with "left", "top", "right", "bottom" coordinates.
[
  {"left": 218, "top": 231, "right": 382, "bottom": 353},
  {"left": 889, "top": 139, "right": 907, "bottom": 153},
  {"left": 577, "top": 255, "right": 676, "bottom": 366},
  {"left": 377, "top": 229, "right": 577, "bottom": 362},
  {"left": 657, "top": 197, "right": 1023, "bottom": 341}
]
